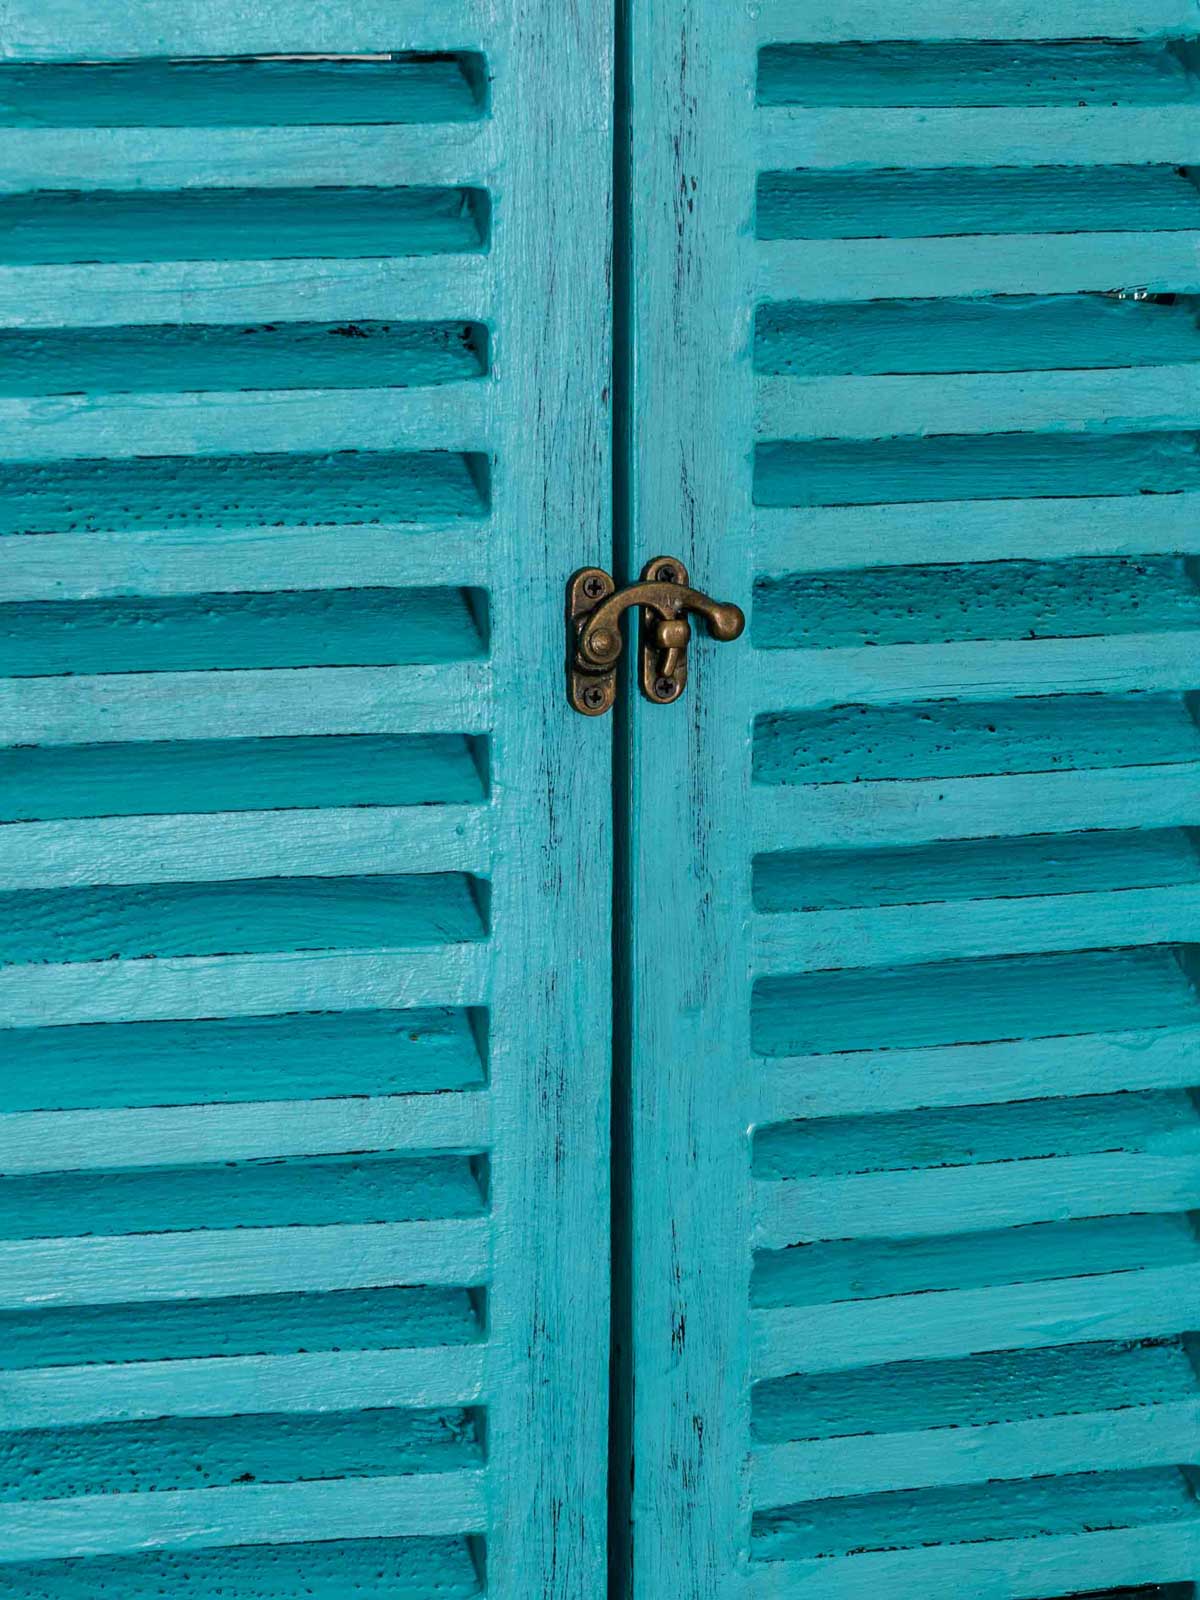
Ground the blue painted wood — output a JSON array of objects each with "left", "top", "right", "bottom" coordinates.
[
  {"left": 0, "top": 1343, "right": 488, "bottom": 1429},
  {"left": 755, "top": 0, "right": 1200, "bottom": 42},
  {"left": 0, "top": 122, "right": 492, "bottom": 190},
  {"left": 0, "top": 1, "right": 485, "bottom": 60},
  {"left": 759, "top": 230, "right": 1200, "bottom": 303},
  {"left": 617, "top": 1, "right": 757, "bottom": 1596},
  {"left": 623, "top": 1, "right": 1200, "bottom": 1597},
  {"left": 0, "top": 5, "right": 611, "bottom": 1596}
]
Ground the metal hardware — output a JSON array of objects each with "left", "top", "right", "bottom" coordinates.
[{"left": 567, "top": 557, "right": 745, "bottom": 715}]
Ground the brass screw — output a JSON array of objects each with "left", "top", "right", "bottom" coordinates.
[
  {"left": 581, "top": 684, "right": 606, "bottom": 710},
  {"left": 655, "top": 565, "right": 678, "bottom": 584},
  {"left": 582, "top": 574, "right": 606, "bottom": 599}
]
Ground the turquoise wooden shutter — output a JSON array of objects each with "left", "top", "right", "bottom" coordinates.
[
  {"left": 620, "top": 1, "right": 1200, "bottom": 1596},
  {"left": 0, "top": 4, "right": 611, "bottom": 1596}
]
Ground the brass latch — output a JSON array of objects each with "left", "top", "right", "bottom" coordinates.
[{"left": 567, "top": 557, "right": 745, "bottom": 715}]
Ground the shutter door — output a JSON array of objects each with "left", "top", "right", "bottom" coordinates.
[
  {"left": 0, "top": 5, "right": 611, "bottom": 1597},
  {"left": 622, "top": 2, "right": 1200, "bottom": 1596}
]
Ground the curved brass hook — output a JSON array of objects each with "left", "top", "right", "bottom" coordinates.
[
  {"left": 567, "top": 557, "right": 745, "bottom": 714},
  {"left": 577, "top": 580, "right": 744, "bottom": 668}
]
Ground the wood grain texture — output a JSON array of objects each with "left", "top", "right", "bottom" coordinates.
[
  {"left": 629, "top": 0, "right": 1200, "bottom": 1594},
  {"left": 476, "top": 0, "right": 614, "bottom": 1593},
  {"left": 0, "top": 122, "right": 493, "bottom": 192},
  {"left": 0, "top": 0, "right": 485, "bottom": 60},
  {"left": 758, "top": 231, "right": 1200, "bottom": 303},
  {"left": 757, "top": 104, "right": 1200, "bottom": 169},
  {"left": 755, "top": 0, "right": 1200, "bottom": 43},
  {"left": 0, "top": 256, "right": 492, "bottom": 330},
  {"left": 618, "top": 0, "right": 757, "bottom": 1596},
  {"left": 0, "top": 4, "right": 611, "bottom": 1592}
]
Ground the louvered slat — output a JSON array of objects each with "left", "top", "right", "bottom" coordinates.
[
  {"left": 752, "top": 1230, "right": 1200, "bottom": 1379},
  {"left": 0, "top": 1343, "right": 488, "bottom": 1429},
  {"left": 757, "top": 107, "right": 1200, "bottom": 171},
  {"left": 0, "top": 806, "right": 490, "bottom": 887},
  {"left": 755, "top": 1026, "right": 1200, "bottom": 1123},
  {"left": 0, "top": 946, "right": 489, "bottom": 1027},
  {"left": 753, "top": 1351, "right": 1200, "bottom": 1503},
  {"left": 753, "top": 633, "right": 1196, "bottom": 709},
  {"left": 0, "top": 1471, "right": 489, "bottom": 1563},
  {"left": 758, "top": 231, "right": 1200, "bottom": 303},
  {"left": 0, "top": 0, "right": 485, "bottom": 60},
  {"left": 0, "top": 664, "right": 491, "bottom": 743},
  {"left": 0, "top": 123, "right": 491, "bottom": 191},
  {"left": 754, "top": 766, "right": 1200, "bottom": 850},
  {"left": 755, "top": 0, "right": 1200, "bottom": 41},
  {"left": 0, "top": 523, "right": 489, "bottom": 601},
  {"left": 0, "top": 1218, "right": 491, "bottom": 1308},
  {"left": 743, "top": 1510, "right": 1200, "bottom": 1600},
  {"left": 0, "top": 1092, "right": 492, "bottom": 1173},
  {"left": 753, "top": 885, "right": 1200, "bottom": 972},
  {"left": 754, "top": 497, "right": 1200, "bottom": 574},
  {"left": 0, "top": 386, "right": 490, "bottom": 460},
  {"left": 0, "top": 257, "right": 491, "bottom": 331},
  {"left": 757, "top": 367, "right": 1200, "bottom": 439},
  {"left": 755, "top": 1145, "right": 1200, "bottom": 1244}
]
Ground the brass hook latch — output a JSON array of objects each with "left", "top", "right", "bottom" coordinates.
[{"left": 567, "top": 557, "right": 745, "bottom": 715}]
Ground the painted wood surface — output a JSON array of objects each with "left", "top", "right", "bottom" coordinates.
[
  {"left": 622, "top": 2, "right": 1200, "bottom": 1598},
  {"left": 0, "top": 8, "right": 611, "bottom": 1599},
  {"left": 617, "top": 0, "right": 757, "bottom": 1595}
]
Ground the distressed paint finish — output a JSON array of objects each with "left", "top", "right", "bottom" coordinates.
[
  {"left": 483, "top": 0, "right": 614, "bottom": 1594},
  {"left": 624, "top": 2, "right": 1200, "bottom": 1598},
  {"left": 0, "top": 4, "right": 611, "bottom": 1597},
  {"left": 618, "top": 0, "right": 757, "bottom": 1596}
]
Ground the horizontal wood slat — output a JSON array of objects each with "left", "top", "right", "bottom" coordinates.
[
  {"left": 753, "top": 497, "right": 1200, "bottom": 575},
  {"left": 0, "top": 0, "right": 486, "bottom": 61},
  {"left": 754, "top": 1027, "right": 1200, "bottom": 1123},
  {"left": 752, "top": 1396, "right": 1200, "bottom": 1507},
  {"left": 757, "top": 106, "right": 1200, "bottom": 173},
  {"left": 0, "top": 1345, "right": 488, "bottom": 1429},
  {"left": 752, "top": 633, "right": 1198, "bottom": 714},
  {"left": 0, "top": 524, "right": 490, "bottom": 603},
  {"left": 752, "top": 1260, "right": 1200, "bottom": 1379},
  {"left": 0, "top": 806, "right": 491, "bottom": 889},
  {"left": 0, "top": 123, "right": 493, "bottom": 194},
  {"left": 742, "top": 1521, "right": 1200, "bottom": 1600},
  {"left": 0, "top": 1468, "right": 489, "bottom": 1564},
  {"left": 754, "top": 1148, "right": 1200, "bottom": 1246},
  {"left": 753, "top": 883, "right": 1200, "bottom": 975},
  {"left": 0, "top": 385, "right": 491, "bottom": 463},
  {"left": 0, "top": 944, "right": 489, "bottom": 1028},
  {"left": 0, "top": 257, "right": 492, "bottom": 331},
  {"left": 757, "top": 233, "right": 1200, "bottom": 304},
  {"left": 0, "top": 1217, "right": 491, "bottom": 1309},
  {"left": 756, "top": 365, "right": 1200, "bottom": 442},
  {"left": 752, "top": 764, "right": 1200, "bottom": 851},
  {"left": 0, "top": 663, "right": 491, "bottom": 745},
  {"left": 753, "top": 0, "right": 1200, "bottom": 42},
  {"left": 0, "top": 1091, "right": 492, "bottom": 1174}
]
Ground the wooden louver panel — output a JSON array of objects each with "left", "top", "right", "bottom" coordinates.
[
  {"left": 624, "top": 2, "right": 1200, "bottom": 1597},
  {"left": 0, "top": 3, "right": 611, "bottom": 1597}
]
